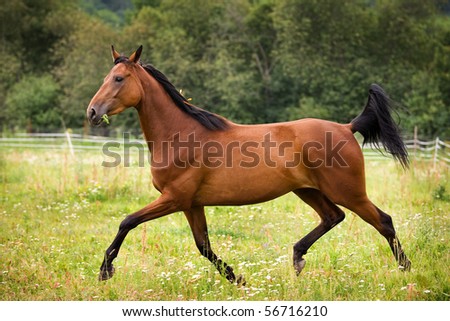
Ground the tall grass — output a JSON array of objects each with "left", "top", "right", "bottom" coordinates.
[{"left": 0, "top": 149, "right": 448, "bottom": 300}]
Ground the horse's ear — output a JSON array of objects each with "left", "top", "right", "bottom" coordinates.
[
  {"left": 111, "top": 45, "right": 120, "bottom": 62},
  {"left": 129, "top": 45, "right": 143, "bottom": 63}
]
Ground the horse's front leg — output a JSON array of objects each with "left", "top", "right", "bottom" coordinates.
[
  {"left": 184, "top": 207, "right": 246, "bottom": 286},
  {"left": 99, "top": 195, "right": 179, "bottom": 281}
]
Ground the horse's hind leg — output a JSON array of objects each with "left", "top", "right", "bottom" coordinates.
[
  {"left": 184, "top": 206, "right": 245, "bottom": 285},
  {"left": 293, "top": 188, "right": 346, "bottom": 274},
  {"left": 344, "top": 198, "right": 411, "bottom": 271}
]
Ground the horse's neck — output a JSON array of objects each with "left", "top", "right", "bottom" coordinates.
[{"left": 136, "top": 74, "right": 199, "bottom": 150}]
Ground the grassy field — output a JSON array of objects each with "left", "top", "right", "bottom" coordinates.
[{"left": 0, "top": 148, "right": 448, "bottom": 301}]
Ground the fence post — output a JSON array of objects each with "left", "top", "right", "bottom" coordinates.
[
  {"left": 433, "top": 137, "right": 439, "bottom": 170},
  {"left": 413, "top": 126, "right": 418, "bottom": 158},
  {"left": 65, "top": 130, "right": 75, "bottom": 157}
]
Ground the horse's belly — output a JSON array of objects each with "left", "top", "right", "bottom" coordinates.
[{"left": 193, "top": 167, "right": 313, "bottom": 206}]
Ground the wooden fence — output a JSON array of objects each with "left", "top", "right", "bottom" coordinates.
[{"left": 0, "top": 132, "right": 449, "bottom": 167}]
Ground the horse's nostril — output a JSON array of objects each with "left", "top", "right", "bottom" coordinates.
[{"left": 89, "top": 107, "right": 96, "bottom": 119}]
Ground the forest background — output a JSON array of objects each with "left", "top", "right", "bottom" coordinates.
[{"left": 1, "top": 0, "right": 449, "bottom": 139}]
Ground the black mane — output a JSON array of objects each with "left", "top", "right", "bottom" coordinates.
[
  {"left": 114, "top": 56, "right": 228, "bottom": 130},
  {"left": 112, "top": 55, "right": 228, "bottom": 131}
]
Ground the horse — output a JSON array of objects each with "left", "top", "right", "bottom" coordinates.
[{"left": 87, "top": 46, "right": 411, "bottom": 285}]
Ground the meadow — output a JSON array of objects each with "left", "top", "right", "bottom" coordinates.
[{"left": 0, "top": 147, "right": 448, "bottom": 301}]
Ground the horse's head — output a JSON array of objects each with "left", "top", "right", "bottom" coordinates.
[{"left": 87, "top": 46, "right": 144, "bottom": 126}]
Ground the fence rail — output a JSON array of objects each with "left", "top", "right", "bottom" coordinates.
[{"left": 1, "top": 132, "right": 449, "bottom": 167}]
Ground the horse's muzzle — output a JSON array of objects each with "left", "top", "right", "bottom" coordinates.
[{"left": 87, "top": 105, "right": 104, "bottom": 126}]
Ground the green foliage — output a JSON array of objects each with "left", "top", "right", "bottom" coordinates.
[
  {"left": 273, "top": 0, "right": 449, "bottom": 128},
  {"left": 49, "top": 7, "right": 125, "bottom": 129},
  {"left": 433, "top": 184, "right": 449, "bottom": 201},
  {"left": 402, "top": 71, "right": 449, "bottom": 137},
  {"left": 5, "top": 74, "right": 61, "bottom": 131},
  {"left": 0, "top": 0, "right": 449, "bottom": 137}
]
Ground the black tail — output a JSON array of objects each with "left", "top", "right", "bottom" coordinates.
[{"left": 351, "top": 84, "right": 409, "bottom": 168}]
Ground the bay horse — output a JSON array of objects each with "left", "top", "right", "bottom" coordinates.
[{"left": 87, "top": 46, "right": 411, "bottom": 284}]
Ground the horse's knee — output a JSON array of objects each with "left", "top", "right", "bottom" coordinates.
[
  {"left": 377, "top": 210, "right": 396, "bottom": 238},
  {"left": 323, "top": 208, "right": 345, "bottom": 229},
  {"left": 119, "top": 215, "right": 138, "bottom": 230},
  {"left": 380, "top": 211, "right": 394, "bottom": 228},
  {"left": 332, "top": 208, "right": 346, "bottom": 226}
]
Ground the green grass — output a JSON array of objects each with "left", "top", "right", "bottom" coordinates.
[{"left": 0, "top": 148, "right": 449, "bottom": 301}]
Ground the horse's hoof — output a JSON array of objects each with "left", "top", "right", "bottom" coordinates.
[
  {"left": 236, "top": 274, "right": 246, "bottom": 287},
  {"left": 294, "top": 258, "right": 306, "bottom": 275},
  {"left": 99, "top": 264, "right": 115, "bottom": 281}
]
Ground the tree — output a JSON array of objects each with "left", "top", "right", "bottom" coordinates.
[
  {"left": 402, "top": 72, "right": 449, "bottom": 138},
  {"left": 273, "top": 0, "right": 375, "bottom": 122},
  {"left": 51, "top": 9, "right": 121, "bottom": 131},
  {"left": 273, "top": 0, "right": 450, "bottom": 135},
  {"left": 0, "top": 0, "right": 448, "bottom": 137},
  {"left": 0, "top": 0, "right": 68, "bottom": 131},
  {"left": 5, "top": 74, "right": 61, "bottom": 132},
  {"left": 0, "top": 0, "right": 72, "bottom": 74}
]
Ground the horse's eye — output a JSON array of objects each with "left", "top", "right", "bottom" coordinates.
[{"left": 115, "top": 76, "right": 124, "bottom": 83}]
